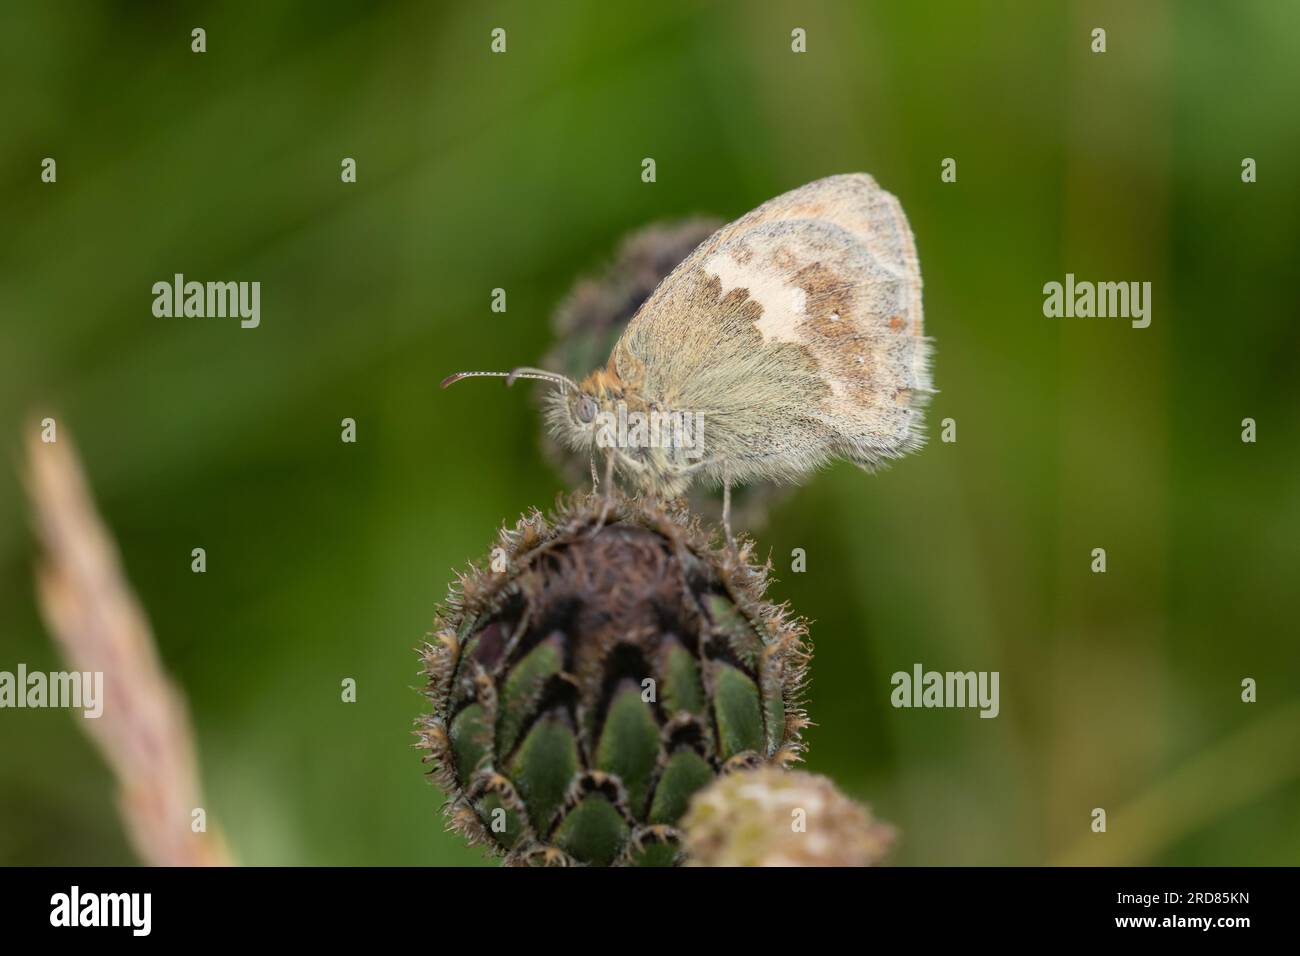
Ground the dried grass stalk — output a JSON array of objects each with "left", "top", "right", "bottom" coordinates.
[{"left": 23, "top": 422, "right": 231, "bottom": 866}]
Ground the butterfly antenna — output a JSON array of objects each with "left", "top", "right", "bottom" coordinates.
[
  {"left": 506, "top": 367, "right": 579, "bottom": 392},
  {"left": 440, "top": 368, "right": 579, "bottom": 392}
]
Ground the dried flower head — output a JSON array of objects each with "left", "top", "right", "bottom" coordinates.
[
  {"left": 682, "top": 766, "right": 896, "bottom": 867},
  {"left": 416, "top": 493, "right": 810, "bottom": 866}
]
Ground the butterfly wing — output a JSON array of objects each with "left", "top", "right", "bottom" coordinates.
[{"left": 615, "top": 173, "right": 932, "bottom": 484}]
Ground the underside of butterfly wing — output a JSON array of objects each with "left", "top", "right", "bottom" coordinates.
[{"left": 615, "top": 173, "right": 932, "bottom": 487}]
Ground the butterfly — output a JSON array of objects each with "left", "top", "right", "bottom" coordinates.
[{"left": 444, "top": 173, "right": 933, "bottom": 536}]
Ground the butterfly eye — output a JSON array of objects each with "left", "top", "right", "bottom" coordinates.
[{"left": 576, "top": 395, "right": 597, "bottom": 424}]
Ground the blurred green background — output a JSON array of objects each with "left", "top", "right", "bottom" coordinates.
[{"left": 2, "top": 0, "right": 1298, "bottom": 866}]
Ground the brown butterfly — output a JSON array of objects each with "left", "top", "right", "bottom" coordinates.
[{"left": 445, "top": 173, "right": 933, "bottom": 537}]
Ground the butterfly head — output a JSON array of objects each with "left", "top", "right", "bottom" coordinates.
[
  {"left": 443, "top": 359, "right": 695, "bottom": 496},
  {"left": 441, "top": 363, "right": 623, "bottom": 450},
  {"left": 548, "top": 365, "right": 626, "bottom": 454},
  {"left": 555, "top": 363, "right": 701, "bottom": 497}
]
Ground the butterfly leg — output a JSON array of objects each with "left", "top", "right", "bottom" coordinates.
[
  {"left": 590, "top": 451, "right": 616, "bottom": 537},
  {"left": 722, "top": 472, "right": 735, "bottom": 551}
]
